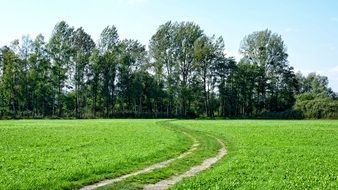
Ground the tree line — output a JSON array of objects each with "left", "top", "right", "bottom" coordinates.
[{"left": 0, "top": 21, "right": 337, "bottom": 119}]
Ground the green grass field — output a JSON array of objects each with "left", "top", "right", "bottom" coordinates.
[
  {"left": 0, "top": 119, "right": 337, "bottom": 189},
  {"left": 0, "top": 120, "right": 190, "bottom": 189},
  {"left": 172, "top": 120, "right": 338, "bottom": 189}
]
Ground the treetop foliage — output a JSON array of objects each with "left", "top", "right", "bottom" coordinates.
[{"left": 0, "top": 21, "right": 336, "bottom": 119}]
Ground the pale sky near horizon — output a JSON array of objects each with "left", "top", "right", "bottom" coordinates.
[{"left": 0, "top": 0, "right": 337, "bottom": 91}]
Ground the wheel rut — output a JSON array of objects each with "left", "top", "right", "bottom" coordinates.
[
  {"left": 79, "top": 122, "right": 227, "bottom": 190},
  {"left": 142, "top": 138, "right": 226, "bottom": 190},
  {"left": 79, "top": 131, "right": 199, "bottom": 190}
]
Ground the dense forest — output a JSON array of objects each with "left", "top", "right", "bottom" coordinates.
[{"left": 0, "top": 21, "right": 337, "bottom": 119}]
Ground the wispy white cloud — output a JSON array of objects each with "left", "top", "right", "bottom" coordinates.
[
  {"left": 285, "top": 27, "right": 294, "bottom": 32},
  {"left": 284, "top": 27, "right": 299, "bottom": 33},
  {"left": 332, "top": 66, "right": 338, "bottom": 73},
  {"left": 115, "top": 0, "right": 147, "bottom": 5},
  {"left": 330, "top": 17, "right": 338, "bottom": 22},
  {"left": 320, "top": 43, "right": 337, "bottom": 52},
  {"left": 329, "top": 46, "right": 337, "bottom": 51},
  {"left": 127, "top": 0, "right": 147, "bottom": 5}
]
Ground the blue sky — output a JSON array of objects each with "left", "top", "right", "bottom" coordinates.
[{"left": 1, "top": 0, "right": 337, "bottom": 91}]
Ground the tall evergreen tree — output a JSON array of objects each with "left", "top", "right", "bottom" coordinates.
[
  {"left": 239, "top": 29, "right": 298, "bottom": 113},
  {"left": 71, "top": 27, "right": 95, "bottom": 118},
  {"left": 47, "top": 21, "right": 74, "bottom": 117},
  {"left": 97, "top": 26, "right": 119, "bottom": 117}
]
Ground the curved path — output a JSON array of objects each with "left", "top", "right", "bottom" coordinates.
[
  {"left": 79, "top": 132, "right": 199, "bottom": 190},
  {"left": 143, "top": 138, "right": 226, "bottom": 190},
  {"left": 79, "top": 122, "right": 227, "bottom": 190}
]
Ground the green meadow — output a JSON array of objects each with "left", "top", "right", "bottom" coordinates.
[
  {"left": 0, "top": 120, "right": 189, "bottom": 189},
  {"left": 172, "top": 120, "right": 338, "bottom": 189},
  {"left": 0, "top": 120, "right": 337, "bottom": 189}
]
